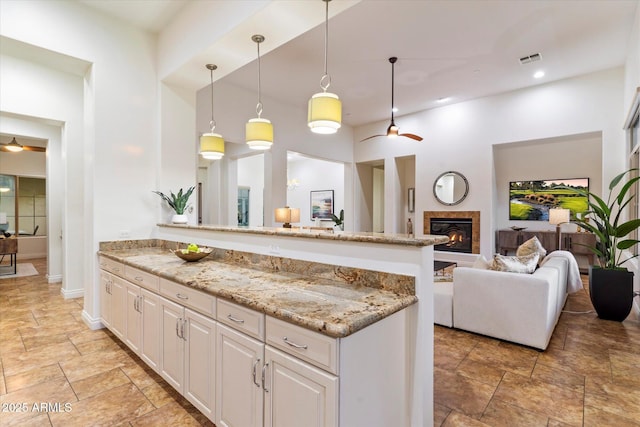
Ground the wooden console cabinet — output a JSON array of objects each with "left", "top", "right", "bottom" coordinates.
[{"left": 496, "top": 229, "right": 596, "bottom": 265}]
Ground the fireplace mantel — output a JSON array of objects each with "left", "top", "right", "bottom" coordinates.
[{"left": 423, "top": 211, "right": 480, "bottom": 254}]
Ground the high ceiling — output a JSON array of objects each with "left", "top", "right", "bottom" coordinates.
[{"left": 80, "top": 0, "right": 638, "bottom": 128}]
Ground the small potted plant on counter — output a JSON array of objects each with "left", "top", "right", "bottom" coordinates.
[
  {"left": 570, "top": 169, "right": 640, "bottom": 321},
  {"left": 331, "top": 209, "right": 344, "bottom": 233},
  {"left": 153, "top": 186, "right": 195, "bottom": 224}
]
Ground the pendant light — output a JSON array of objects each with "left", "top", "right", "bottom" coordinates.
[
  {"left": 200, "top": 64, "right": 224, "bottom": 160},
  {"left": 307, "top": 0, "right": 341, "bottom": 134},
  {"left": 246, "top": 35, "right": 274, "bottom": 150},
  {"left": 5, "top": 137, "right": 24, "bottom": 152}
]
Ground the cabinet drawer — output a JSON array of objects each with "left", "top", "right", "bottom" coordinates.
[
  {"left": 217, "top": 299, "right": 264, "bottom": 341},
  {"left": 99, "top": 256, "right": 124, "bottom": 277},
  {"left": 159, "top": 278, "right": 215, "bottom": 317},
  {"left": 124, "top": 265, "right": 159, "bottom": 292},
  {"left": 266, "top": 316, "right": 338, "bottom": 375}
]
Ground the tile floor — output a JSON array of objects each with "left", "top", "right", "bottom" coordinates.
[{"left": 0, "top": 258, "right": 639, "bottom": 426}]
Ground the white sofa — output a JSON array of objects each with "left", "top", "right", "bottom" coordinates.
[{"left": 452, "top": 256, "right": 569, "bottom": 350}]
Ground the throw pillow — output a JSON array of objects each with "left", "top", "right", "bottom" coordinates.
[
  {"left": 516, "top": 236, "right": 547, "bottom": 262},
  {"left": 490, "top": 253, "right": 540, "bottom": 274},
  {"left": 472, "top": 255, "right": 491, "bottom": 270}
]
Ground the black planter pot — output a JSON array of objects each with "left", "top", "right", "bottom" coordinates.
[{"left": 589, "top": 266, "right": 634, "bottom": 321}]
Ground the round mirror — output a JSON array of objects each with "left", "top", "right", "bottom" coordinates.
[{"left": 433, "top": 171, "right": 469, "bottom": 206}]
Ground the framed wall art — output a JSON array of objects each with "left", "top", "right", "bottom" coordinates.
[{"left": 310, "top": 190, "right": 334, "bottom": 220}]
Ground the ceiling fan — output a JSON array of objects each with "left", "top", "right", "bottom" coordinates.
[
  {"left": 0, "top": 137, "right": 46, "bottom": 153},
  {"left": 360, "top": 57, "right": 423, "bottom": 143}
]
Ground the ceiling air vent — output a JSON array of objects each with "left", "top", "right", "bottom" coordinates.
[{"left": 519, "top": 53, "right": 541, "bottom": 64}]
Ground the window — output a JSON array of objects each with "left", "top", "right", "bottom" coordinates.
[
  {"left": 0, "top": 174, "right": 46, "bottom": 237},
  {"left": 626, "top": 88, "right": 640, "bottom": 256}
]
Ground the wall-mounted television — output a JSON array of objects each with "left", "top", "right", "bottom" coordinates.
[{"left": 509, "top": 178, "right": 589, "bottom": 221}]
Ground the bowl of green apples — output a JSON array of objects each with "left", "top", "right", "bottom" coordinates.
[{"left": 173, "top": 243, "right": 212, "bottom": 262}]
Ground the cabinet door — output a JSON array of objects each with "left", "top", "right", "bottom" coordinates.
[
  {"left": 160, "top": 296, "right": 185, "bottom": 393},
  {"left": 109, "top": 276, "right": 127, "bottom": 339},
  {"left": 124, "top": 282, "right": 141, "bottom": 354},
  {"left": 184, "top": 308, "right": 217, "bottom": 423},
  {"left": 216, "top": 324, "right": 264, "bottom": 427},
  {"left": 99, "top": 271, "right": 112, "bottom": 327},
  {"left": 140, "top": 288, "right": 160, "bottom": 373},
  {"left": 264, "top": 346, "right": 338, "bottom": 427}
]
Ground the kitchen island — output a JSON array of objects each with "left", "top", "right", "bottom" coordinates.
[{"left": 97, "top": 225, "right": 447, "bottom": 427}]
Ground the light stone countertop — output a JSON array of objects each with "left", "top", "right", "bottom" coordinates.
[
  {"left": 158, "top": 223, "right": 449, "bottom": 247},
  {"left": 98, "top": 245, "right": 421, "bottom": 338}
]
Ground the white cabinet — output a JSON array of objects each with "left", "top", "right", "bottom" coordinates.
[
  {"left": 216, "top": 323, "right": 264, "bottom": 427},
  {"left": 159, "top": 295, "right": 216, "bottom": 423},
  {"left": 140, "top": 288, "right": 160, "bottom": 372},
  {"left": 99, "top": 271, "right": 112, "bottom": 328},
  {"left": 108, "top": 275, "right": 126, "bottom": 339},
  {"left": 264, "top": 346, "right": 338, "bottom": 427},
  {"left": 124, "top": 281, "right": 141, "bottom": 354}
]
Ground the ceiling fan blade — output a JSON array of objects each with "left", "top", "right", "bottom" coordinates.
[
  {"left": 23, "top": 146, "right": 46, "bottom": 152},
  {"left": 359, "top": 134, "right": 386, "bottom": 142},
  {"left": 0, "top": 145, "right": 46, "bottom": 152},
  {"left": 399, "top": 133, "right": 423, "bottom": 141}
]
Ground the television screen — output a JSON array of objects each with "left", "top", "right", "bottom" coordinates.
[{"left": 509, "top": 178, "right": 589, "bottom": 221}]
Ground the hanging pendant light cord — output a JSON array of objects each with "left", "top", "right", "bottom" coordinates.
[
  {"left": 320, "top": 0, "right": 331, "bottom": 92},
  {"left": 391, "top": 60, "right": 395, "bottom": 123},
  {"left": 256, "top": 38, "right": 263, "bottom": 118},
  {"left": 208, "top": 65, "right": 216, "bottom": 132}
]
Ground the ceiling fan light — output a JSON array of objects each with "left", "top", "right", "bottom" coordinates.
[
  {"left": 246, "top": 118, "right": 273, "bottom": 150},
  {"left": 6, "top": 138, "right": 24, "bottom": 152},
  {"left": 200, "top": 133, "right": 225, "bottom": 160},
  {"left": 308, "top": 92, "right": 342, "bottom": 134}
]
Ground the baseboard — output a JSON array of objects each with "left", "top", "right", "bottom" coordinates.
[
  {"left": 47, "top": 274, "right": 62, "bottom": 283},
  {"left": 60, "top": 287, "right": 83, "bottom": 299},
  {"left": 81, "top": 310, "right": 106, "bottom": 330}
]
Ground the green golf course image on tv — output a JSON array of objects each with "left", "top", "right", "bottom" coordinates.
[{"left": 509, "top": 178, "right": 589, "bottom": 221}]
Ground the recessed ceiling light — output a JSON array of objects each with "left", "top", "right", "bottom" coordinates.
[
  {"left": 392, "top": 107, "right": 398, "bottom": 113},
  {"left": 533, "top": 70, "right": 545, "bottom": 79},
  {"left": 436, "top": 97, "right": 451, "bottom": 103}
]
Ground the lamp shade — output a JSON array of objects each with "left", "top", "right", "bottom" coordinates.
[
  {"left": 200, "top": 133, "right": 224, "bottom": 160},
  {"left": 246, "top": 118, "right": 273, "bottom": 150},
  {"left": 308, "top": 92, "right": 342, "bottom": 134},
  {"left": 549, "top": 208, "right": 570, "bottom": 225},
  {"left": 275, "top": 207, "right": 300, "bottom": 228}
]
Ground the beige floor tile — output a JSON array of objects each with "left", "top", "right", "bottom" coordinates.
[
  {"left": 434, "top": 367, "right": 497, "bottom": 419},
  {"left": 70, "top": 368, "right": 132, "bottom": 400},
  {"left": 0, "top": 412, "right": 52, "bottom": 427},
  {"left": 480, "top": 399, "right": 549, "bottom": 426},
  {"left": 1, "top": 341, "right": 80, "bottom": 377},
  {"left": 583, "top": 404, "right": 640, "bottom": 427},
  {"left": 74, "top": 335, "right": 123, "bottom": 355},
  {"left": 530, "top": 363, "right": 585, "bottom": 389},
  {"left": 434, "top": 402, "right": 452, "bottom": 427},
  {"left": 21, "top": 333, "right": 71, "bottom": 351},
  {"left": 536, "top": 344, "right": 612, "bottom": 379},
  {"left": 49, "top": 383, "right": 155, "bottom": 427},
  {"left": 67, "top": 327, "right": 110, "bottom": 346},
  {"left": 585, "top": 375, "right": 640, "bottom": 422},
  {"left": 610, "top": 348, "right": 640, "bottom": 388},
  {"left": 467, "top": 341, "right": 539, "bottom": 377},
  {"left": 120, "top": 360, "right": 164, "bottom": 390},
  {"left": 455, "top": 358, "right": 505, "bottom": 388},
  {"left": 5, "top": 363, "right": 66, "bottom": 393},
  {"left": 140, "top": 381, "right": 179, "bottom": 409},
  {"left": 59, "top": 348, "right": 132, "bottom": 383},
  {"left": 493, "top": 372, "right": 583, "bottom": 426},
  {"left": 130, "top": 401, "right": 211, "bottom": 427},
  {"left": 0, "top": 378, "right": 77, "bottom": 426},
  {"left": 442, "top": 411, "right": 493, "bottom": 426}
]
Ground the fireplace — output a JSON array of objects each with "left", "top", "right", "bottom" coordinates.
[{"left": 430, "top": 218, "right": 473, "bottom": 253}]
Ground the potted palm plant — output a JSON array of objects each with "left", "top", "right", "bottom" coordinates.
[
  {"left": 331, "top": 209, "right": 344, "bottom": 232},
  {"left": 153, "top": 186, "right": 195, "bottom": 224},
  {"left": 570, "top": 169, "right": 640, "bottom": 321}
]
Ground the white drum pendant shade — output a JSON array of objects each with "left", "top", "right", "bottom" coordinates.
[
  {"left": 246, "top": 118, "right": 273, "bottom": 150},
  {"left": 308, "top": 92, "right": 342, "bottom": 134},
  {"left": 200, "top": 133, "right": 224, "bottom": 160}
]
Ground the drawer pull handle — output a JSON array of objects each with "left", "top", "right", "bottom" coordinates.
[
  {"left": 176, "top": 293, "right": 189, "bottom": 300},
  {"left": 134, "top": 276, "right": 144, "bottom": 281},
  {"left": 261, "top": 362, "right": 269, "bottom": 392},
  {"left": 227, "top": 314, "right": 245, "bottom": 324},
  {"left": 283, "top": 337, "right": 308, "bottom": 350}
]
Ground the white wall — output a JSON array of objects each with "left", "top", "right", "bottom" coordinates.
[
  {"left": 1, "top": 0, "right": 160, "bottom": 324},
  {"left": 355, "top": 67, "right": 626, "bottom": 260},
  {"left": 287, "top": 156, "right": 345, "bottom": 228},
  {"left": 238, "top": 154, "right": 265, "bottom": 226}
]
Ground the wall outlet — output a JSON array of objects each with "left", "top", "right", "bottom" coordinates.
[
  {"left": 119, "top": 230, "right": 131, "bottom": 239},
  {"left": 268, "top": 245, "right": 280, "bottom": 255}
]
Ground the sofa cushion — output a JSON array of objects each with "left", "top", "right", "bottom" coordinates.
[
  {"left": 472, "top": 255, "right": 491, "bottom": 269},
  {"left": 516, "top": 236, "right": 547, "bottom": 261},
  {"left": 490, "top": 253, "right": 539, "bottom": 274}
]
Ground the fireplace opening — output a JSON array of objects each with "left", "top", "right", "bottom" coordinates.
[{"left": 430, "top": 218, "right": 473, "bottom": 253}]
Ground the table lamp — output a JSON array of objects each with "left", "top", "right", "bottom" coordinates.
[
  {"left": 275, "top": 207, "right": 300, "bottom": 228},
  {"left": 549, "top": 208, "right": 570, "bottom": 250}
]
